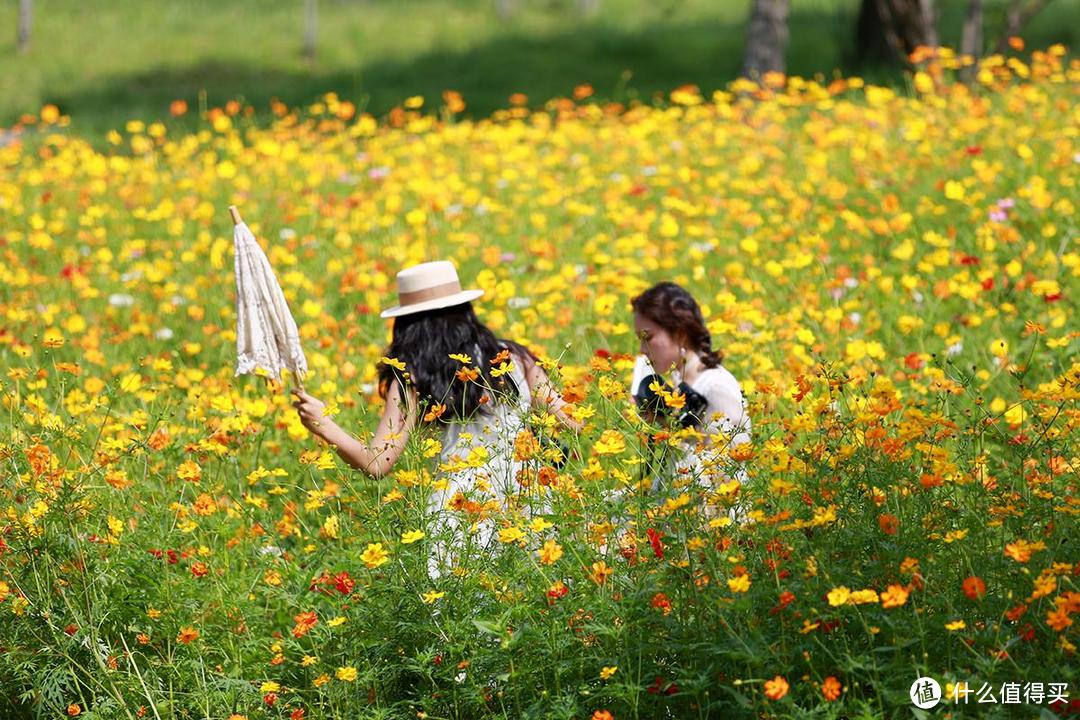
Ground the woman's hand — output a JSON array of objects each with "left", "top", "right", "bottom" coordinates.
[{"left": 291, "top": 389, "right": 331, "bottom": 437}]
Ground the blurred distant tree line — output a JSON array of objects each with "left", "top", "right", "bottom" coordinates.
[
  {"left": 743, "top": 0, "right": 1055, "bottom": 76},
  {"left": 10, "top": 0, "right": 1056, "bottom": 85}
]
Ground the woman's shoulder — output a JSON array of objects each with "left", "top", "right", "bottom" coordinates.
[{"left": 692, "top": 365, "right": 744, "bottom": 398}]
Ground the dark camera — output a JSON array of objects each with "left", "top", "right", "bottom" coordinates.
[{"left": 635, "top": 374, "right": 709, "bottom": 428}]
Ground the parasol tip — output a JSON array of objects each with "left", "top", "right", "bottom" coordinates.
[{"left": 228, "top": 205, "right": 243, "bottom": 225}]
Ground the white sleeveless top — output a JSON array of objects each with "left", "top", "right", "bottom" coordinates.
[{"left": 630, "top": 354, "right": 751, "bottom": 488}]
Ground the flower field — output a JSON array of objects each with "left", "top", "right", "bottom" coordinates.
[{"left": 1, "top": 47, "right": 1078, "bottom": 719}]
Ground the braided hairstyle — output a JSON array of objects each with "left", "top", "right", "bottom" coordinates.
[{"left": 630, "top": 282, "right": 723, "bottom": 368}]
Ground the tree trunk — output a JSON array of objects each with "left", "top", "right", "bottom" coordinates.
[
  {"left": 303, "top": 0, "right": 317, "bottom": 61},
  {"left": 917, "top": 0, "right": 938, "bottom": 48},
  {"left": 855, "top": 0, "right": 937, "bottom": 65},
  {"left": 495, "top": 0, "right": 516, "bottom": 20},
  {"left": 997, "top": 0, "right": 1050, "bottom": 52},
  {"left": 17, "top": 0, "right": 32, "bottom": 53},
  {"left": 577, "top": 0, "right": 600, "bottom": 16},
  {"left": 959, "top": 0, "right": 982, "bottom": 81},
  {"left": 742, "top": 0, "right": 790, "bottom": 78}
]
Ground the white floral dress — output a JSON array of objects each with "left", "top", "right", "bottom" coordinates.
[{"left": 424, "top": 352, "right": 536, "bottom": 577}]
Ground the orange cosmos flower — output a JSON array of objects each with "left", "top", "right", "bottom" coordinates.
[
  {"left": 423, "top": 403, "right": 446, "bottom": 422},
  {"left": 1004, "top": 540, "right": 1045, "bottom": 563},
  {"left": 590, "top": 561, "right": 614, "bottom": 585},
  {"left": 962, "top": 575, "right": 986, "bottom": 600},
  {"left": 292, "top": 611, "right": 318, "bottom": 639},
  {"left": 764, "top": 675, "right": 789, "bottom": 701},
  {"left": 573, "top": 84, "right": 594, "bottom": 100},
  {"left": 880, "top": 584, "right": 910, "bottom": 609},
  {"left": 877, "top": 513, "right": 899, "bottom": 536},
  {"left": 176, "top": 626, "right": 199, "bottom": 644},
  {"left": 538, "top": 539, "right": 564, "bottom": 565},
  {"left": 822, "top": 675, "right": 842, "bottom": 701},
  {"left": 456, "top": 366, "right": 480, "bottom": 382},
  {"left": 1046, "top": 605, "right": 1072, "bottom": 632}
]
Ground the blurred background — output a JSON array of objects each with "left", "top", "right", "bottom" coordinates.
[{"left": 2, "top": 0, "right": 1078, "bottom": 136}]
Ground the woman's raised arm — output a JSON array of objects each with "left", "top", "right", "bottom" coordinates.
[{"left": 292, "top": 382, "right": 418, "bottom": 478}]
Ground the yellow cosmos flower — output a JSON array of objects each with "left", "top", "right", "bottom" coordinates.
[
  {"left": 593, "top": 430, "right": 627, "bottom": 456},
  {"left": 401, "top": 530, "right": 425, "bottom": 544},
  {"left": 498, "top": 527, "right": 526, "bottom": 544},
  {"left": 360, "top": 542, "right": 390, "bottom": 569},
  {"left": 538, "top": 539, "right": 563, "bottom": 565},
  {"left": 827, "top": 586, "right": 851, "bottom": 607},
  {"left": 728, "top": 575, "right": 751, "bottom": 593}
]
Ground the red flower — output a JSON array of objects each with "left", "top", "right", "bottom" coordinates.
[
  {"left": 646, "top": 528, "right": 664, "bottom": 559},
  {"left": 651, "top": 592, "right": 672, "bottom": 614},
  {"left": 1005, "top": 604, "right": 1028, "bottom": 622},
  {"left": 546, "top": 581, "right": 569, "bottom": 604},
  {"left": 771, "top": 591, "right": 796, "bottom": 615},
  {"left": 334, "top": 571, "right": 355, "bottom": 595}
]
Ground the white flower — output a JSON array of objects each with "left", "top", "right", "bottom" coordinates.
[
  {"left": 154, "top": 328, "right": 174, "bottom": 340},
  {"left": 946, "top": 341, "right": 963, "bottom": 357},
  {"left": 108, "top": 294, "right": 134, "bottom": 307}
]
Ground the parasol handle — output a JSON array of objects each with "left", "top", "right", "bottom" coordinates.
[
  {"left": 228, "top": 205, "right": 243, "bottom": 225},
  {"left": 293, "top": 372, "right": 306, "bottom": 393}
]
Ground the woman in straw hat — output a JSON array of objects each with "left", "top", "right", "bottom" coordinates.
[{"left": 291, "top": 260, "right": 580, "bottom": 574}]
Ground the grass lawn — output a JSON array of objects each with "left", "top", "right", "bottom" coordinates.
[{"left": 1, "top": 0, "right": 1078, "bottom": 138}]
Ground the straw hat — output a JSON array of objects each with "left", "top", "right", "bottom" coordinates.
[{"left": 380, "top": 261, "right": 484, "bottom": 319}]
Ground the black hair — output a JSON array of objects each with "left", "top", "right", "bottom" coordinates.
[
  {"left": 630, "top": 281, "right": 723, "bottom": 368},
  {"left": 376, "top": 302, "right": 536, "bottom": 422}
]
